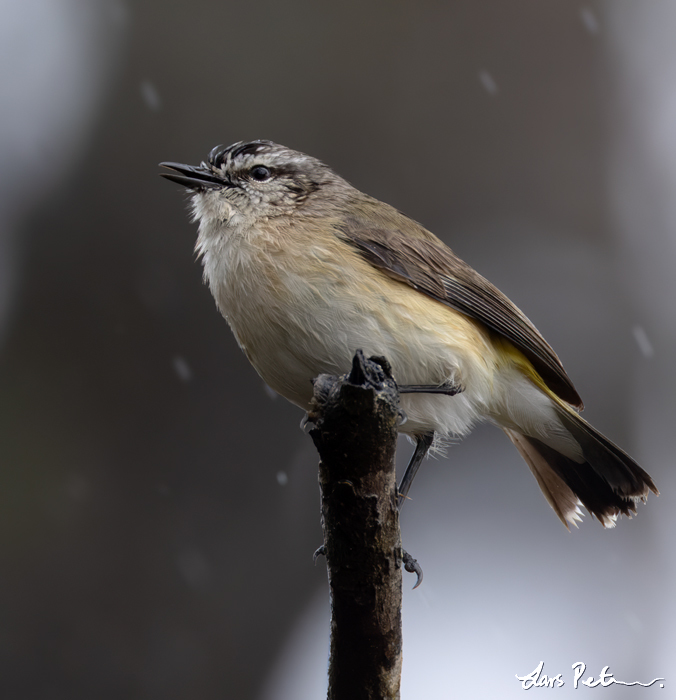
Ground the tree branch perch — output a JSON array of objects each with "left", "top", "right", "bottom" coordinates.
[{"left": 309, "top": 351, "right": 403, "bottom": 700}]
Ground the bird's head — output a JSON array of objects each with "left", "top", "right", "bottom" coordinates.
[{"left": 161, "top": 140, "right": 350, "bottom": 229}]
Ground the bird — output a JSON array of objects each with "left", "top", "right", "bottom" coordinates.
[{"left": 160, "top": 140, "right": 657, "bottom": 528}]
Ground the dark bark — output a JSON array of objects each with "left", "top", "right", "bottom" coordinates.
[{"left": 309, "top": 351, "right": 403, "bottom": 700}]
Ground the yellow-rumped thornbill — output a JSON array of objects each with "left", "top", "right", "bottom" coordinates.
[{"left": 161, "top": 140, "right": 657, "bottom": 528}]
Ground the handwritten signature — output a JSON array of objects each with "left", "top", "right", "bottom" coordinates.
[{"left": 516, "top": 661, "right": 665, "bottom": 689}]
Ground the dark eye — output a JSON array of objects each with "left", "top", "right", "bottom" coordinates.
[{"left": 249, "top": 165, "right": 272, "bottom": 182}]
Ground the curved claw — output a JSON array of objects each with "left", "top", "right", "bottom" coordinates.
[
  {"left": 313, "top": 544, "right": 326, "bottom": 564},
  {"left": 403, "top": 549, "right": 423, "bottom": 589},
  {"left": 300, "top": 412, "right": 315, "bottom": 433}
]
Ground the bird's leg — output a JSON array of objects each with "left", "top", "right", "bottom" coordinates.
[
  {"left": 397, "top": 431, "right": 435, "bottom": 510},
  {"left": 399, "top": 382, "right": 463, "bottom": 397},
  {"left": 398, "top": 432, "right": 434, "bottom": 589},
  {"left": 396, "top": 380, "right": 462, "bottom": 506}
]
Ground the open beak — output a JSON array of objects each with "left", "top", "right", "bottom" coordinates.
[{"left": 159, "top": 162, "right": 227, "bottom": 190}]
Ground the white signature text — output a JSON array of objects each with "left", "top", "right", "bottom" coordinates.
[{"left": 516, "top": 661, "right": 664, "bottom": 689}]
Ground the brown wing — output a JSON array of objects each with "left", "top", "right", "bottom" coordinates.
[{"left": 336, "top": 212, "right": 583, "bottom": 409}]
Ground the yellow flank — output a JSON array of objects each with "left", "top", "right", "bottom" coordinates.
[{"left": 491, "top": 335, "right": 548, "bottom": 390}]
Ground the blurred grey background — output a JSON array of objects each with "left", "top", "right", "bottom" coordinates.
[{"left": 0, "top": 1, "right": 673, "bottom": 698}]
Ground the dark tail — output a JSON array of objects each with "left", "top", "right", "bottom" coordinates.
[{"left": 504, "top": 408, "right": 658, "bottom": 528}]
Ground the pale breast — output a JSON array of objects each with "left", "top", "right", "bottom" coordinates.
[{"left": 201, "top": 222, "right": 501, "bottom": 438}]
